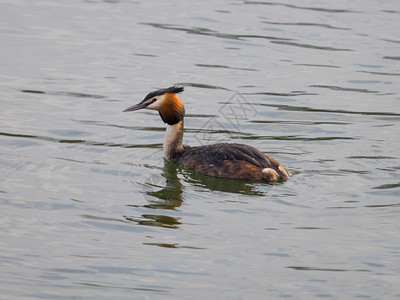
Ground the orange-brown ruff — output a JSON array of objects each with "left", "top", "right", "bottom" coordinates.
[{"left": 124, "top": 86, "right": 290, "bottom": 182}]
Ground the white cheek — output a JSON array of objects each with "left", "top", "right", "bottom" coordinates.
[{"left": 146, "top": 102, "right": 158, "bottom": 110}]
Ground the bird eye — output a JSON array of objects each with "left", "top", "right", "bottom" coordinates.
[{"left": 152, "top": 98, "right": 157, "bottom": 102}]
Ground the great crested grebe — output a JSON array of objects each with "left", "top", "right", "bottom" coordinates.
[{"left": 123, "top": 86, "right": 290, "bottom": 182}]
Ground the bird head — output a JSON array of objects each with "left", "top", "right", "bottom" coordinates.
[{"left": 124, "top": 86, "right": 185, "bottom": 125}]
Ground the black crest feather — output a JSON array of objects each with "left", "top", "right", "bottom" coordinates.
[{"left": 144, "top": 86, "right": 184, "bottom": 101}]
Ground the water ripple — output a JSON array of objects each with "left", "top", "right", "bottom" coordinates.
[
  {"left": 0, "top": 131, "right": 161, "bottom": 149},
  {"left": 21, "top": 89, "right": 106, "bottom": 99},
  {"left": 244, "top": 91, "right": 317, "bottom": 97},
  {"left": 271, "top": 40, "right": 353, "bottom": 51},
  {"left": 195, "top": 64, "right": 258, "bottom": 72},
  {"left": 371, "top": 183, "right": 400, "bottom": 190},
  {"left": 251, "top": 120, "right": 352, "bottom": 126},
  {"left": 310, "top": 84, "right": 378, "bottom": 93},
  {"left": 287, "top": 266, "right": 369, "bottom": 272},
  {"left": 255, "top": 103, "right": 400, "bottom": 117},
  {"left": 77, "top": 282, "right": 169, "bottom": 294},
  {"left": 262, "top": 21, "right": 350, "bottom": 30},
  {"left": 383, "top": 56, "right": 400, "bottom": 60},
  {"left": 243, "top": 1, "right": 359, "bottom": 13},
  {"left": 143, "top": 243, "right": 206, "bottom": 250},
  {"left": 294, "top": 63, "right": 340, "bottom": 68},
  {"left": 141, "top": 22, "right": 292, "bottom": 41},
  {"left": 124, "top": 214, "right": 181, "bottom": 229},
  {"left": 240, "top": 135, "right": 355, "bottom": 141},
  {"left": 357, "top": 70, "right": 400, "bottom": 76}
]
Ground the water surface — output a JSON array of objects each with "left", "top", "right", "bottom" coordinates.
[{"left": 1, "top": 0, "right": 400, "bottom": 299}]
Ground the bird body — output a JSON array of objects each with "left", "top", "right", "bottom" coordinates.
[{"left": 124, "top": 86, "right": 290, "bottom": 182}]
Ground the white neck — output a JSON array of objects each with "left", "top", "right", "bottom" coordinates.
[{"left": 163, "top": 120, "right": 184, "bottom": 161}]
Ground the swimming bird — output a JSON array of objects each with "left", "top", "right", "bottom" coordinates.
[{"left": 123, "top": 86, "right": 290, "bottom": 182}]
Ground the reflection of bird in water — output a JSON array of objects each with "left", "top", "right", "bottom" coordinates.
[
  {"left": 124, "top": 86, "right": 290, "bottom": 182},
  {"left": 143, "top": 162, "right": 183, "bottom": 208}
]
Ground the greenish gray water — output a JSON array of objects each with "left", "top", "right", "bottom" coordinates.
[{"left": 1, "top": 0, "right": 399, "bottom": 299}]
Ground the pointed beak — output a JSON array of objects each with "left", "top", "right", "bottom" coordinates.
[{"left": 123, "top": 101, "right": 149, "bottom": 112}]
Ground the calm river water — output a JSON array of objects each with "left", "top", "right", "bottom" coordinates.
[{"left": 1, "top": 0, "right": 399, "bottom": 299}]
